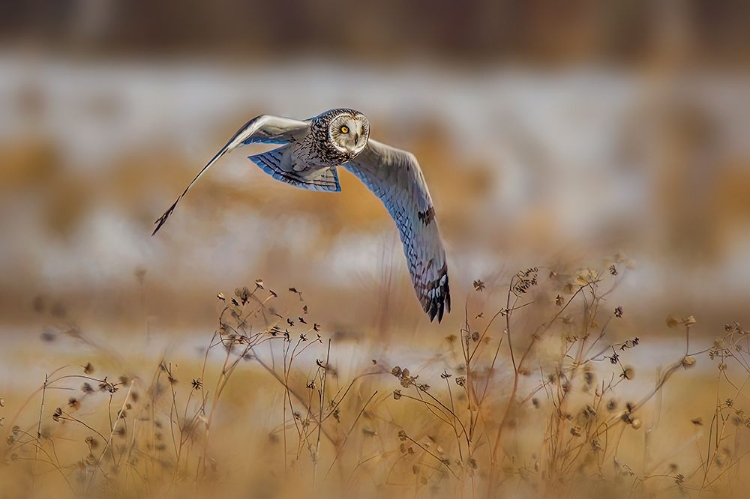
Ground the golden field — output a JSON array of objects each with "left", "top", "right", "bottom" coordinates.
[{"left": 2, "top": 266, "right": 750, "bottom": 499}]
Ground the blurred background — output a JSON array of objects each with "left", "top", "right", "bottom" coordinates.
[{"left": 1, "top": 0, "right": 749, "bottom": 340}]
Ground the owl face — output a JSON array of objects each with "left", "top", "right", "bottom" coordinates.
[{"left": 328, "top": 111, "right": 369, "bottom": 156}]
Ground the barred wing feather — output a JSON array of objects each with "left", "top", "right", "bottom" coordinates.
[
  {"left": 152, "top": 115, "right": 309, "bottom": 235},
  {"left": 344, "top": 140, "right": 451, "bottom": 322}
]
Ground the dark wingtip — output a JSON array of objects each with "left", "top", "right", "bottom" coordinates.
[
  {"left": 443, "top": 276, "right": 451, "bottom": 317},
  {"left": 427, "top": 299, "right": 446, "bottom": 323},
  {"left": 425, "top": 272, "right": 450, "bottom": 323},
  {"left": 151, "top": 200, "right": 178, "bottom": 236},
  {"left": 428, "top": 303, "right": 437, "bottom": 322}
]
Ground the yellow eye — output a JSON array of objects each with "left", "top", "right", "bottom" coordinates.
[{"left": 340, "top": 125, "right": 349, "bottom": 134}]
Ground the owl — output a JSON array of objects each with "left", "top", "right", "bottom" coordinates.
[{"left": 153, "top": 109, "right": 450, "bottom": 322}]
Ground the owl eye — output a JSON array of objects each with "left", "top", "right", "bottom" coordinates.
[{"left": 340, "top": 125, "right": 349, "bottom": 134}]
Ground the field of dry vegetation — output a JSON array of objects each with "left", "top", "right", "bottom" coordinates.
[
  {"left": 2, "top": 260, "right": 750, "bottom": 499},
  {"left": 2, "top": 2, "right": 748, "bottom": 497}
]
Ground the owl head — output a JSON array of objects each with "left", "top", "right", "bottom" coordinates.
[{"left": 327, "top": 109, "right": 370, "bottom": 156}]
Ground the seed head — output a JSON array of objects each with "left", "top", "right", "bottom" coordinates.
[
  {"left": 513, "top": 268, "right": 539, "bottom": 294},
  {"left": 682, "top": 356, "right": 696, "bottom": 368},
  {"left": 607, "top": 399, "right": 618, "bottom": 412}
]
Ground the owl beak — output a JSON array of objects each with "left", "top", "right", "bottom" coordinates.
[{"left": 354, "top": 132, "right": 361, "bottom": 145}]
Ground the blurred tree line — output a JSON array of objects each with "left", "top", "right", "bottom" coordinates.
[{"left": 1, "top": 0, "right": 748, "bottom": 65}]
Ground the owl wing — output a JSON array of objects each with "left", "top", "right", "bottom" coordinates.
[
  {"left": 343, "top": 140, "right": 451, "bottom": 322},
  {"left": 152, "top": 115, "right": 309, "bottom": 235}
]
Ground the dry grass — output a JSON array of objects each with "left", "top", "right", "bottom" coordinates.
[{"left": 2, "top": 260, "right": 750, "bottom": 499}]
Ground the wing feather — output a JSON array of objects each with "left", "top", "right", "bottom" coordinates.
[
  {"left": 152, "top": 115, "right": 309, "bottom": 235},
  {"left": 249, "top": 148, "right": 341, "bottom": 192},
  {"left": 344, "top": 140, "right": 450, "bottom": 322}
]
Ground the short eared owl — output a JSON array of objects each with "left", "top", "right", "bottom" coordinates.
[{"left": 153, "top": 109, "right": 450, "bottom": 322}]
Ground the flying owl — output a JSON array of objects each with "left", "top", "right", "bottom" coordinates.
[{"left": 153, "top": 109, "right": 451, "bottom": 322}]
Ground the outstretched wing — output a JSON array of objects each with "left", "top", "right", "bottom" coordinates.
[
  {"left": 344, "top": 140, "right": 450, "bottom": 322},
  {"left": 152, "top": 115, "right": 309, "bottom": 235}
]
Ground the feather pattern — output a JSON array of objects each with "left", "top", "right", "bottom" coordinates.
[
  {"left": 344, "top": 140, "right": 450, "bottom": 322},
  {"left": 249, "top": 147, "right": 341, "bottom": 191},
  {"left": 152, "top": 114, "right": 309, "bottom": 235},
  {"left": 152, "top": 109, "right": 450, "bottom": 322}
]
